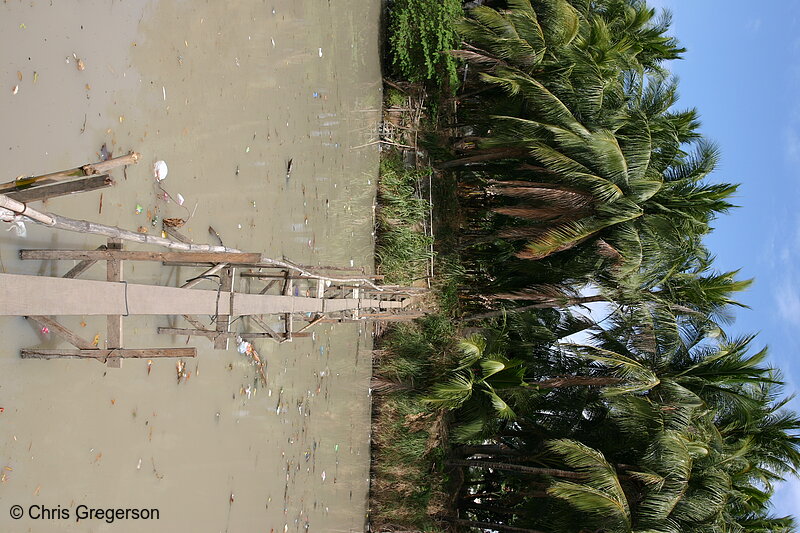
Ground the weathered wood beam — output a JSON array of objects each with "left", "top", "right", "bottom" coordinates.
[
  {"left": 6, "top": 175, "right": 113, "bottom": 203},
  {"left": 296, "top": 315, "right": 324, "bottom": 334},
  {"left": 258, "top": 279, "right": 279, "bottom": 295},
  {"left": 21, "top": 249, "right": 263, "bottom": 264},
  {"left": 157, "top": 327, "right": 309, "bottom": 341},
  {"left": 158, "top": 327, "right": 226, "bottom": 339},
  {"left": 213, "top": 268, "right": 234, "bottom": 350},
  {"left": 248, "top": 315, "right": 283, "bottom": 341},
  {"left": 26, "top": 316, "right": 94, "bottom": 349},
  {"left": 62, "top": 245, "right": 108, "bottom": 279},
  {"left": 240, "top": 272, "right": 384, "bottom": 281},
  {"left": 106, "top": 239, "right": 123, "bottom": 368},
  {"left": 21, "top": 348, "right": 196, "bottom": 359},
  {"left": 182, "top": 315, "right": 209, "bottom": 330},
  {"left": 0, "top": 152, "right": 138, "bottom": 193}
]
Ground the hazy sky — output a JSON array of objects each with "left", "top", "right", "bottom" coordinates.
[{"left": 645, "top": 0, "right": 800, "bottom": 517}]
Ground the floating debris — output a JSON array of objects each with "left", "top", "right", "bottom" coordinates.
[{"left": 153, "top": 160, "right": 168, "bottom": 181}]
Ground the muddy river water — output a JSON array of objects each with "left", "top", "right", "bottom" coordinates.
[{"left": 0, "top": 1, "right": 382, "bottom": 531}]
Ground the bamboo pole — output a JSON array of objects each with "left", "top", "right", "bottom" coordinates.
[{"left": 2, "top": 193, "right": 383, "bottom": 290}]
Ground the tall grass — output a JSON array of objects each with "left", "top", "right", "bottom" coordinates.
[
  {"left": 376, "top": 153, "right": 434, "bottom": 285},
  {"left": 370, "top": 315, "right": 457, "bottom": 532}
]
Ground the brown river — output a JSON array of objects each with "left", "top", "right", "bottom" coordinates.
[{"left": 0, "top": 1, "right": 382, "bottom": 531}]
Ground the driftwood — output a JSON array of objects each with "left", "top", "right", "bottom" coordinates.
[
  {"left": 6, "top": 175, "right": 113, "bottom": 203},
  {"left": 0, "top": 152, "right": 139, "bottom": 193}
]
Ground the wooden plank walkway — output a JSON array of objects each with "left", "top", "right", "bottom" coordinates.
[{"left": 0, "top": 273, "right": 407, "bottom": 317}]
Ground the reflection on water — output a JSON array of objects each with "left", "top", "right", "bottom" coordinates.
[{"left": 0, "top": 1, "right": 381, "bottom": 531}]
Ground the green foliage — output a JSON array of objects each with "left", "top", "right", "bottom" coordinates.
[
  {"left": 369, "top": 316, "right": 457, "bottom": 532},
  {"left": 385, "top": 87, "right": 408, "bottom": 108},
  {"left": 376, "top": 153, "right": 435, "bottom": 284},
  {"left": 387, "top": 0, "right": 463, "bottom": 90}
]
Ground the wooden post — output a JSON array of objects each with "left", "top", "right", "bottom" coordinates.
[
  {"left": 106, "top": 239, "right": 123, "bottom": 368},
  {"left": 213, "top": 267, "right": 234, "bottom": 350}
]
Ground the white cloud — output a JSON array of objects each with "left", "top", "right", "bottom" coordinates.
[
  {"left": 774, "top": 275, "right": 800, "bottom": 326},
  {"left": 785, "top": 127, "right": 800, "bottom": 163},
  {"left": 745, "top": 18, "right": 763, "bottom": 33}
]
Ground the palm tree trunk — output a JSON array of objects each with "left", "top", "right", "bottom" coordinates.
[
  {"left": 449, "top": 459, "right": 586, "bottom": 479},
  {"left": 437, "top": 148, "right": 530, "bottom": 169},
  {"left": 449, "top": 517, "right": 546, "bottom": 533},
  {"left": 491, "top": 293, "right": 607, "bottom": 306},
  {"left": 535, "top": 376, "right": 623, "bottom": 388}
]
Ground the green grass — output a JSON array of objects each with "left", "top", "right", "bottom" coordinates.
[
  {"left": 385, "top": 87, "right": 409, "bottom": 108},
  {"left": 376, "top": 153, "right": 434, "bottom": 285}
]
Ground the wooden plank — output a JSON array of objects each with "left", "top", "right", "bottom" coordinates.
[
  {"left": 282, "top": 270, "right": 293, "bottom": 296},
  {"left": 63, "top": 245, "right": 108, "bottom": 279},
  {"left": 0, "top": 152, "right": 138, "bottom": 193},
  {"left": 240, "top": 272, "right": 384, "bottom": 281},
  {"left": 21, "top": 348, "right": 196, "bottom": 359},
  {"left": 6, "top": 175, "right": 113, "bottom": 203},
  {"left": 297, "top": 315, "right": 324, "bottom": 334},
  {"left": 243, "top": 331, "right": 311, "bottom": 340},
  {"left": 157, "top": 328, "right": 302, "bottom": 341},
  {"left": 249, "top": 315, "right": 284, "bottom": 341},
  {"left": 21, "top": 249, "right": 263, "bottom": 264},
  {"left": 258, "top": 279, "right": 279, "bottom": 295},
  {"left": 106, "top": 239, "right": 123, "bottom": 368},
  {"left": 0, "top": 274, "right": 355, "bottom": 317},
  {"left": 158, "top": 327, "right": 228, "bottom": 339},
  {"left": 26, "top": 316, "right": 95, "bottom": 349},
  {"left": 0, "top": 273, "right": 215, "bottom": 316},
  {"left": 182, "top": 315, "right": 208, "bottom": 330},
  {"left": 214, "top": 267, "right": 234, "bottom": 350}
]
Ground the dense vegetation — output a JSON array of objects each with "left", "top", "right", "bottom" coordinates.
[{"left": 373, "top": 1, "right": 799, "bottom": 531}]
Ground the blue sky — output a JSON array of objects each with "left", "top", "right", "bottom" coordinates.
[{"left": 646, "top": 0, "right": 800, "bottom": 518}]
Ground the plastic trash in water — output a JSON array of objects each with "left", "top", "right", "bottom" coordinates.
[
  {"left": 176, "top": 193, "right": 185, "bottom": 206},
  {"left": 237, "top": 337, "right": 253, "bottom": 355},
  {"left": 153, "top": 160, "right": 168, "bottom": 181},
  {"left": 0, "top": 208, "right": 26, "bottom": 237}
]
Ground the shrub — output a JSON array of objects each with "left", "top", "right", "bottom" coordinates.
[{"left": 387, "top": 0, "right": 463, "bottom": 90}]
